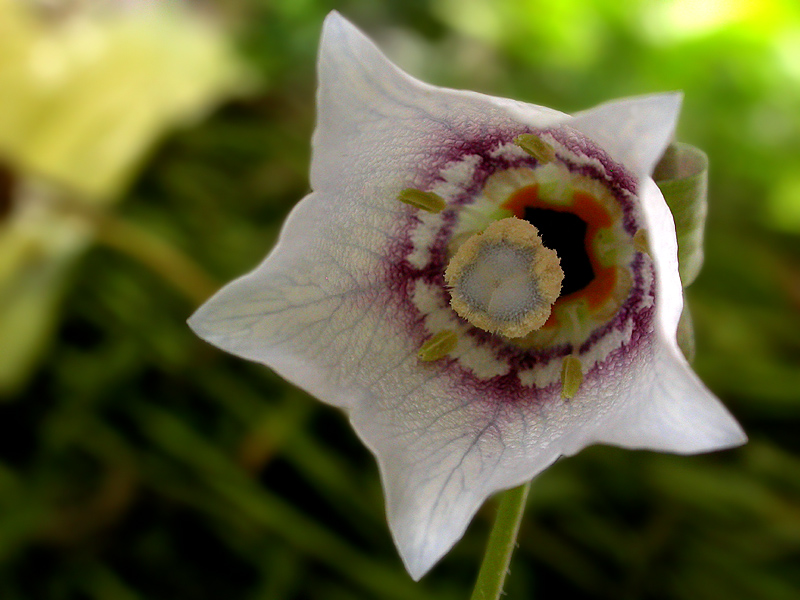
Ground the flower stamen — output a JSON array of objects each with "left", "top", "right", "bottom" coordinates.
[
  {"left": 445, "top": 217, "right": 564, "bottom": 338},
  {"left": 634, "top": 229, "right": 650, "bottom": 255},
  {"left": 398, "top": 188, "right": 446, "bottom": 213},
  {"left": 514, "top": 134, "right": 556, "bottom": 163},
  {"left": 418, "top": 330, "right": 458, "bottom": 362},
  {"left": 560, "top": 355, "right": 583, "bottom": 399}
]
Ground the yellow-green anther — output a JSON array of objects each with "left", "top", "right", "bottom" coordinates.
[
  {"left": 633, "top": 229, "right": 650, "bottom": 256},
  {"left": 398, "top": 188, "right": 446, "bottom": 213},
  {"left": 560, "top": 355, "right": 583, "bottom": 399},
  {"left": 514, "top": 134, "right": 556, "bottom": 163},
  {"left": 418, "top": 330, "right": 458, "bottom": 362}
]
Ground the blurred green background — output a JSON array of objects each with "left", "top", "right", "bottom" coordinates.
[{"left": 1, "top": 0, "right": 799, "bottom": 598}]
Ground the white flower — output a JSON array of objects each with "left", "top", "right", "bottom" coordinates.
[{"left": 189, "top": 11, "right": 746, "bottom": 580}]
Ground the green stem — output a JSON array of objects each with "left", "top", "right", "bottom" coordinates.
[
  {"left": 470, "top": 481, "right": 531, "bottom": 600},
  {"left": 56, "top": 196, "right": 218, "bottom": 306},
  {"left": 92, "top": 213, "right": 218, "bottom": 306}
]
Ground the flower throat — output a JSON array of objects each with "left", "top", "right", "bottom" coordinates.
[{"left": 523, "top": 207, "right": 593, "bottom": 296}]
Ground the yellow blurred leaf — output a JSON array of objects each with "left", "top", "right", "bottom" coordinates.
[{"left": 0, "top": 0, "right": 255, "bottom": 201}]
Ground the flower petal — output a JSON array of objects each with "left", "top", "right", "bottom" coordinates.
[
  {"left": 188, "top": 191, "right": 404, "bottom": 409},
  {"left": 592, "top": 343, "right": 747, "bottom": 453},
  {"left": 312, "top": 11, "right": 567, "bottom": 197},
  {"left": 349, "top": 366, "right": 620, "bottom": 579},
  {"left": 569, "top": 93, "right": 683, "bottom": 178},
  {"left": 349, "top": 379, "right": 560, "bottom": 579},
  {"left": 585, "top": 179, "right": 746, "bottom": 453},
  {"left": 639, "top": 178, "right": 686, "bottom": 337}
]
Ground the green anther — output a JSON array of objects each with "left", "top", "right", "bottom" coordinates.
[
  {"left": 418, "top": 330, "right": 458, "bottom": 362},
  {"left": 633, "top": 229, "right": 650, "bottom": 256},
  {"left": 514, "top": 134, "right": 556, "bottom": 163},
  {"left": 560, "top": 355, "right": 583, "bottom": 399},
  {"left": 398, "top": 188, "right": 446, "bottom": 213}
]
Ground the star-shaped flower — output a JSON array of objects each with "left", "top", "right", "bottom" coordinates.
[{"left": 189, "top": 11, "right": 746, "bottom": 580}]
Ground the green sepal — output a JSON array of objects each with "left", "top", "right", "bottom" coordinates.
[{"left": 653, "top": 142, "right": 709, "bottom": 287}]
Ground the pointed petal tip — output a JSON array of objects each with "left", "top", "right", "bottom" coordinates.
[
  {"left": 322, "top": 9, "right": 345, "bottom": 29},
  {"left": 319, "top": 11, "right": 350, "bottom": 54},
  {"left": 185, "top": 283, "right": 249, "bottom": 351},
  {"left": 186, "top": 308, "right": 208, "bottom": 339},
  {"left": 653, "top": 89, "right": 684, "bottom": 125},
  {"left": 402, "top": 555, "right": 428, "bottom": 582},
  {"left": 383, "top": 483, "right": 487, "bottom": 581},
  {"left": 597, "top": 344, "right": 749, "bottom": 456},
  {"left": 629, "top": 89, "right": 684, "bottom": 114},
  {"left": 704, "top": 418, "right": 748, "bottom": 453},
  {"left": 657, "top": 89, "right": 684, "bottom": 106},
  {"left": 186, "top": 301, "right": 224, "bottom": 348},
  {"left": 321, "top": 10, "right": 359, "bottom": 42},
  {"left": 395, "top": 532, "right": 455, "bottom": 581},
  {"left": 654, "top": 91, "right": 683, "bottom": 132},
  {"left": 390, "top": 518, "right": 456, "bottom": 581},
  {"left": 678, "top": 409, "right": 748, "bottom": 455},
  {"left": 570, "top": 91, "right": 686, "bottom": 177}
]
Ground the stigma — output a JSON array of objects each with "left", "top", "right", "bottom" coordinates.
[{"left": 444, "top": 217, "right": 564, "bottom": 338}]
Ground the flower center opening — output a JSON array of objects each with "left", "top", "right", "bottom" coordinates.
[
  {"left": 523, "top": 207, "right": 593, "bottom": 296},
  {"left": 502, "top": 184, "right": 623, "bottom": 317}
]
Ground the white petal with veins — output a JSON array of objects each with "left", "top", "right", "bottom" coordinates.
[{"left": 595, "top": 343, "right": 747, "bottom": 453}]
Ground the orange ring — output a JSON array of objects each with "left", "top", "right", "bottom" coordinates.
[{"left": 503, "top": 185, "right": 618, "bottom": 328}]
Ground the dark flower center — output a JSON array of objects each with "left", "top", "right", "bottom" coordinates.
[{"left": 524, "top": 207, "right": 594, "bottom": 296}]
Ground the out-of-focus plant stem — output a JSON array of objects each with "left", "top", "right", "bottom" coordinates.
[
  {"left": 91, "top": 211, "right": 219, "bottom": 306},
  {"left": 470, "top": 481, "right": 531, "bottom": 600},
  {"left": 57, "top": 196, "right": 218, "bottom": 306}
]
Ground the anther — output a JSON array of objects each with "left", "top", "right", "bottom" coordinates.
[
  {"left": 514, "top": 134, "right": 556, "bottom": 163},
  {"left": 560, "top": 355, "right": 583, "bottom": 399},
  {"left": 633, "top": 229, "right": 650, "bottom": 256},
  {"left": 418, "top": 330, "right": 458, "bottom": 362},
  {"left": 445, "top": 217, "right": 564, "bottom": 338},
  {"left": 398, "top": 188, "right": 446, "bottom": 213}
]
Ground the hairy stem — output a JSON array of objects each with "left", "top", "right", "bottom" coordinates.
[{"left": 470, "top": 481, "right": 531, "bottom": 600}]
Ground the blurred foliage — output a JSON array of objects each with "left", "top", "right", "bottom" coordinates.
[
  {"left": 0, "top": 0, "right": 252, "bottom": 392},
  {"left": 1, "top": 0, "right": 799, "bottom": 599},
  {"left": 0, "top": 0, "right": 253, "bottom": 199}
]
